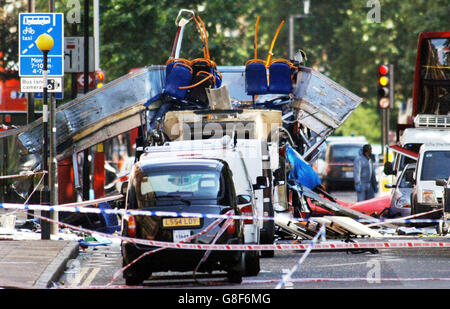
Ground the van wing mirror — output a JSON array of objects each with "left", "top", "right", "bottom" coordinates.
[
  {"left": 236, "top": 194, "right": 252, "bottom": 205},
  {"left": 435, "top": 179, "right": 447, "bottom": 187},
  {"left": 253, "top": 176, "right": 269, "bottom": 190},
  {"left": 384, "top": 161, "right": 394, "bottom": 175},
  {"left": 384, "top": 183, "right": 394, "bottom": 189}
]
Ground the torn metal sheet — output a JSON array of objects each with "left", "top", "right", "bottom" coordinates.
[
  {"left": 275, "top": 213, "right": 383, "bottom": 239},
  {"left": 311, "top": 217, "right": 347, "bottom": 238},
  {"left": 0, "top": 66, "right": 165, "bottom": 173},
  {"left": 275, "top": 213, "right": 313, "bottom": 239},
  {"left": 323, "top": 216, "right": 383, "bottom": 238},
  {"left": 18, "top": 66, "right": 165, "bottom": 160},
  {"left": 292, "top": 66, "right": 363, "bottom": 137}
]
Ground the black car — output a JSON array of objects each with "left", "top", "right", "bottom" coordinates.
[
  {"left": 121, "top": 158, "right": 246, "bottom": 285},
  {"left": 322, "top": 141, "right": 366, "bottom": 191}
]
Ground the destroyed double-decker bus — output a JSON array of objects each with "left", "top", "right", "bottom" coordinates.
[{"left": 385, "top": 31, "right": 450, "bottom": 219}]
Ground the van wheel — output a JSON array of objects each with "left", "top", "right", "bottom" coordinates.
[
  {"left": 227, "top": 252, "right": 244, "bottom": 284},
  {"left": 261, "top": 250, "right": 274, "bottom": 258},
  {"left": 122, "top": 257, "right": 150, "bottom": 286},
  {"left": 411, "top": 199, "right": 417, "bottom": 215},
  {"left": 437, "top": 220, "right": 449, "bottom": 236},
  {"left": 244, "top": 251, "right": 260, "bottom": 276},
  {"left": 123, "top": 267, "right": 150, "bottom": 286},
  {"left": 125, "top": 274, "right": 147, "bottom": 286}
]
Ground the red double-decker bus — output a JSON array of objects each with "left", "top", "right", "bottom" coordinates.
[
  {"left": 0, "top": 76, "right": 27, "bottom": 132},
  {"left": 411, "top": 31, "right": 450, "bottom": 117}
]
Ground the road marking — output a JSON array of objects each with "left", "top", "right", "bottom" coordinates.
[
  {"left": 316, "top": 258, "right": 404, "bottom": 268},
  {"left": 69, "top": 267, "right": 89, "bottom": 286},
  {"left": 80, "top": 267, "right": 101, "bottom": 287},
  {"left": 282, "top": 269, "right": 294, "bottom": 289}
]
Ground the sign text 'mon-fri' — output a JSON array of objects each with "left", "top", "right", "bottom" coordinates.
[{"left": 19, "top": 13, "right": 64, "bottom": 77}]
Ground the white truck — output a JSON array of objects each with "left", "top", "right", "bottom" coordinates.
[
  {"left": 408, "top": 143, "right": 450, "bottom": 220},
  {"left": 138, "top": 136, "right": 269, "bottom": 273},
  {"left": 162, "top": 109, "right": 285, "bottom": 257},
  {"left": 385, "top": 114, "right": 450, "bottom": 184}
]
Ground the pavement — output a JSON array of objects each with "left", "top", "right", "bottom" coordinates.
[
  {"left": 0, "top": 212, "right": 80, "bottom": 288},
  {"left": 0, "top": 238, "right": 79, "bottom": 288}
]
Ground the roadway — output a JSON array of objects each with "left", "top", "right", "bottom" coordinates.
[{"left": 54, "top": 191, "right": 450, "bottom": 290}]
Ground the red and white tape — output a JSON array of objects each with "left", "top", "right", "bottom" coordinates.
[
  {"left": 245, "top": 277, "right": 450, "bottom": 285},
  {"left": 106, "top": 210, "right": 234, "bottom": 286},
  {"left": 32, "top": 211, "right": 450, "bottom": 251}
]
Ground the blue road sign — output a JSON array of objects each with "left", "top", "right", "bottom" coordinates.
[
  {"left": 34, "top": 92, "right": 63, "bottom": 100},
  {"left": 19, "top": 13, "right": 64, "bottom": 77}
]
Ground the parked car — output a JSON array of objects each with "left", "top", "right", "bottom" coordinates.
[
  {"left": 322, "top": 139, "right": 367, "bottom": 191},
  {"left": 385, "top": 163, "right": 415, "bottom": 217},
  {"left": 121, "top": 158, "right": 246, "bottom": 285}
]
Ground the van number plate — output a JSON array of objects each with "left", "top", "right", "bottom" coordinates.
[
  {"left": 173, "top": 230, "right": 191, "bottom": 243},
  {"left": 162, "top": 217, "right": 200, "bottom": 227}
]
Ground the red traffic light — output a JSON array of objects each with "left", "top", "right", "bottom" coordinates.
[
  {"left": 378, "top": 65, "right": 388, "bottom": 75},
  {"left": 96, "top": 70, "right": 105, "bottom": 82}
]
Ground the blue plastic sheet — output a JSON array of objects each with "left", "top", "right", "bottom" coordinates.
[{"left": 285, "top": 144, "right": 321, "bottom": 190}]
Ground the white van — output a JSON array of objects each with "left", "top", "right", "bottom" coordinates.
[
  {"left": 162, "top": 109, "right": 282, "bottom": 257},
  {"left": 410, "top": 143, "right": 450, "bottom": 219},
  {"left": 386, "top": 115, "right": 450, "bottom": 183},
  {"left": 138, "top": 137, "right": 269, "bottom": 271}
]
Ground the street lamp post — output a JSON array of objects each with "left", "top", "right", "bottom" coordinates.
[
  {"left": 36, "top": 33, "right": 54, "bottom": 240},
  {"left": 288, "top": 0, "right": 311, "bottom": 59}
]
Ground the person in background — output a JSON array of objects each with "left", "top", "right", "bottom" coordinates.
[{"left": 353, "top": 144, "right": 378, "bottom": 201}]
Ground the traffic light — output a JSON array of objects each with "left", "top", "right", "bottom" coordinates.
[
  {"left": 95, "top": 70, "right": 105, "bottom": 88},
  {"left": 377, "top": 64, "right": 390, "bottom": 109}
]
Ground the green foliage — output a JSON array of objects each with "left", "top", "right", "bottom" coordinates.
[
  {"left": 2, "top": 0, "right": 449, "bottom": 137},
  {"left": 0, "top": 0, "right": 26, "bottom": 80},
  {"left": 334, "top": 104, "right": 381, "bottom": 144},
  {"left": 98, "top": 0, "right": 254, "bottom": 79}
]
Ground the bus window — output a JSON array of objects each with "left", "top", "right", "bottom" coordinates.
[{"left": 419, "top": 38, "right": 450, "bottom": 115}]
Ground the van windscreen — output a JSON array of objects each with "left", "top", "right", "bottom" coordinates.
[
  {"left": 421, "top": 151, "right": 450, "bottom": 181},
  {"left": 134, "top": 166, "right": 224, "bottom": 204}
]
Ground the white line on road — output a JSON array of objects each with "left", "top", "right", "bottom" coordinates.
[{"left": 316, "top": 259, "right": 404, "bottom": 268}]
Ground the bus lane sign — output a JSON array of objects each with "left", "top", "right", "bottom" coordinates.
[{"left": 19, "top": 13, "right": 64, "bottom": 77}]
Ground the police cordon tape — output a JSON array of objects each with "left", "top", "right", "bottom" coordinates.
[
  {"left": 276, "top": 225, "right": 326, "bottom": 289},
  {"left": 107, "top": 210, "right": 235, "bottom": 286},
  {"left": 59, "top": 277, "right": 450, "bottom": 288},
  {"left": 18, "top": 204, "right": 450, "bottom": 290},
  {"left": 30, "top": 209, "right": 450, "bottom": 289},
  {"left": 0, "top": 195, "right": 444, "bottom": 225},
  {"left": 20, "top": 209, "right": 450, "bottom": 252}
]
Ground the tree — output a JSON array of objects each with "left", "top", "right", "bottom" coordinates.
[
  {"left": 99, "top": 0, "right": 254, "bottom": 80},
  {"left": 0, "top": 0, "right": 26, "bottom": 80}
]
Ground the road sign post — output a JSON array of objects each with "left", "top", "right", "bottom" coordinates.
[{"left": 35, "top": 33, "right": 54, "bottom": 240}]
